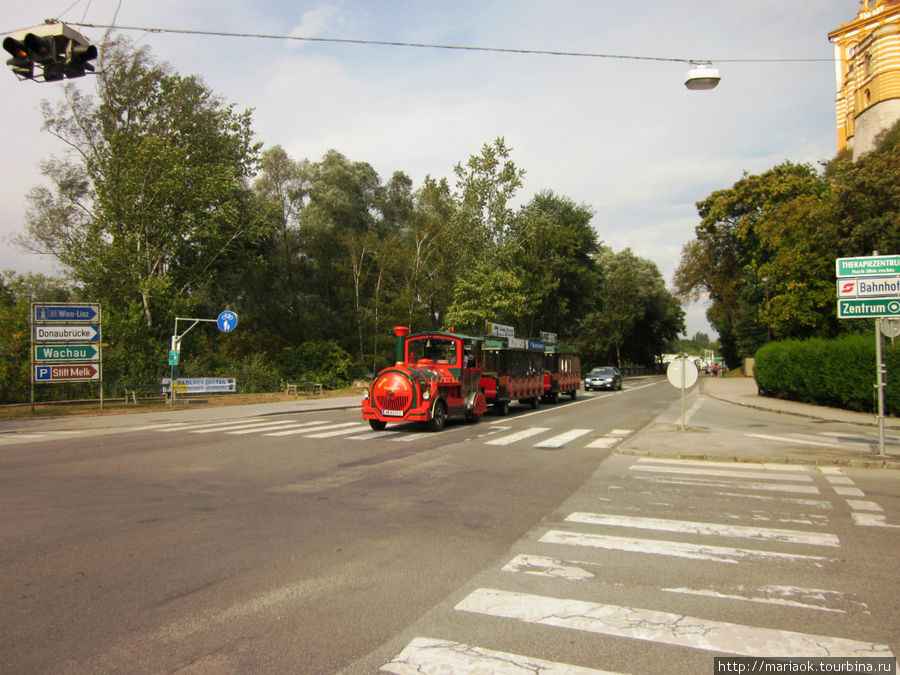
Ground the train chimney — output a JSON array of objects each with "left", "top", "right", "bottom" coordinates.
[{"left": 393, "top": 326, "right": 409, "bottom": 364}]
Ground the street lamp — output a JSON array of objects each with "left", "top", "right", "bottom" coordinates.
[{"left": 685, "top": 62, "right": 721, "bottom": 90}]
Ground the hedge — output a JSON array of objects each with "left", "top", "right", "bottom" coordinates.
[{"left": 754, "top": 335, "right": 898, "bottom": 414}]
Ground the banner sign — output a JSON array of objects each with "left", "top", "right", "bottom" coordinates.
[
  {"left": 487, "top": 321, "right": 515, "bottom": 338},
  {"left": 162, "top": 377, "right": 236, "bottom": 394}
]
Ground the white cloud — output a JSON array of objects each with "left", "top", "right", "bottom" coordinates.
[{"left": 0, "top": 0, "right": 857, "bottom": 339}]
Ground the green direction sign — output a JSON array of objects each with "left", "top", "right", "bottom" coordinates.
[
  {"left": 168, "top": 350, "right": 180, "bottom": 366},
  {"left": 836, "top": 255, "right": 900, "bottom": 277},
  {"left": 34, "top": 344, "right": 100, "bottom": 362},
  {"left": 837, "top": 298, "right": 900, "bottom": 319}
]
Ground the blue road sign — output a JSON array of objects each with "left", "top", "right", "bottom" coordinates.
[
  {"left": 217, "top": 310, "right": 238, "bottom": 333},
  {"left": 33, "top": 304, "right": 99, "bottom": 322}
]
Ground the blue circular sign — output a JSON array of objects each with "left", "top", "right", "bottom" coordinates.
[{"left": 217, "top": 310, "right": 238, "bottom": 333}]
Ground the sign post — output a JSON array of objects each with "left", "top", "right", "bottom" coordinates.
[
  {"left": 169, "top": 310, "right": 238, "bottom": 405},
  {"left": 31, "top": 302, "right": 102, "bottom": 412},
  {"left": 666, "top": 355, "right": 698, "bottom": 431},
  {"left": 835, "top": 253, "right": 899, "bottom": 456}
]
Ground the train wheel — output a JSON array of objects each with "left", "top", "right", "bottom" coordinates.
[
  {"left": 495, "top": 400, "right": 509, "bottom": 416},
  {"left": 369, "top": 419, "right": 387, "bottom": 431},
  {"left": 529, "top": 397, "right": 538, "bottom": 409},
  {"left": 550, "top": 391, "right": 559, "bottom": 404},
  {"left": 569, "top": 388, "right": 578, "bottom": 400},
  {"left": 428, "top": 402, "right": 446, "bottom": 431}
]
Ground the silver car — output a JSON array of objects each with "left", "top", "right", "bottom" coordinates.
[{"left": 584, "top": 366, "right": 622, "bottom": 391}]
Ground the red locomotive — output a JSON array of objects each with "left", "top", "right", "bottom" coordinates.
[{"left": 361, "top": 326, "right": 580, "bottom": 431}]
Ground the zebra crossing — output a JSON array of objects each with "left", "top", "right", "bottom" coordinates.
[
  {"left": 131, "top": 416, "right": 637, "bottom": 450},
  {"left": 379, "top": 457, "right": 896, "bottom": 674}
]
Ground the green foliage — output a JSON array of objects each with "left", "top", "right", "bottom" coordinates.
[
  {"left": 677, "top": 119, "right": 900, "bottom": 367},
  {"left": 0, "top": 272, "right": 73, "bottom": 404},
  {"left": 280, "top": 340, "right": 357, "bottom": 387},
  {"left": 755, "top": 335, "right": 897, "bottom": 413},
  {"left": 580, "top": 247, "right": 684, "bottom": 368},
  {"left": 228, "top": 353, "right": 281, "bottom": 393}
]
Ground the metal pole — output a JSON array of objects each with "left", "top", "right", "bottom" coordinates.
[
  {"left": 875, "top": 319, "right": 886, "bottom": 457},
  {"left": 680, "top": 354, "right": 687, "bottom": 431}
]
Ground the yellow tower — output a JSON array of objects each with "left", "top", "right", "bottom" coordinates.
[{"left": 829, "top": 0, "right": 900, "bottom": 155}]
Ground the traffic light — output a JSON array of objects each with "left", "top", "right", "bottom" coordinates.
[
  {"left": 64, "top": 42, "right": 97, "bottom": 78},
  {"left": 2, "top": 23, "right": 96, "bottom": 82},
  {"left": 2, "top": 36, "right": 33, "bottom": 79}
]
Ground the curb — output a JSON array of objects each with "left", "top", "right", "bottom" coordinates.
[{"left": 614, "top": 446, "right": 900, "bottom": 470}]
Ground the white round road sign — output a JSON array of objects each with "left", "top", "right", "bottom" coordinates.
[{"left": 667, "top": 357, "right": 698, "bottom": 389}]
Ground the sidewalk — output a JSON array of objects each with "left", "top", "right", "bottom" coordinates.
[{"left": 618, "top": 375, "right": 900, "bottom": 469}]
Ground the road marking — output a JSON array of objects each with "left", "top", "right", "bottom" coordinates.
[
  {"left": 833, "top": 486, "right": 865, "bottom": 497},
  {"left": 745, "top": 433, "right": 839, "bottom": 448},
  {"left": 485, "top": 427, "right": 550, "bottom": 446},
  {"left": 660, "top": 585, "right": 855, "bottom": 614},
  {"left": 586, "top": 437, "right": 619, "bottom": 448},
  {"left": 851, "top": 513, "right": 900, "bottom": 528},
  {"left": 632, "top": 475, "right": 821, "bottom": 495},
  {"left": 539, "top": 530, "right": 828, "bottom": 564},
  {"left": 502, "top": 554, "right": 595, "bottom": 581},
  {"left": 824, "top": 475, "right": 855, "bottom": 485},
  {"left": 455, "top": 589, "right": 893, "bottom": 658},
  {"left": 565, "top": 512, "right": 840, "bottom": 547},
  {"left": 158, "top": 418, "right": 270, "bottom": 432},
  {"left": 193, "top": 420, "right": 303, "bottom": 434},
  {"left": 631, "top": 464, "right": 813, "bottom": 482},
  {"left": 382, "top": 637, "right": 619, "bottom": 675},
  {"left": 534, "top": 428, "right": 592, "bottom": 449},
  {"left": 346, "top": 431, "right": 402, "bottom": 440},
  {"left": 305, "top": 424, "right": 368, "bottom": 438},
  {"left": 637, "top": 457, "right": 811, "bottom": 472},
  {"left": 264, "top": 422, "right": 357, "bottom": 437},
  {"left": 846, "top": 500, "right": 882, "bottom": 511},
  {"left": 226, "top": 421, "right": 313, "bottom": 435},
  {"left": 391, "top": 432, "right": 433, "bottom": 442}
]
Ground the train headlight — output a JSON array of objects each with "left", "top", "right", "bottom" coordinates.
[
  {"left": 422, "top": 389, "right": 431, "bottom": 401},
  {"left": 363, "top": 389, "right": 369, "bottom": 400}
]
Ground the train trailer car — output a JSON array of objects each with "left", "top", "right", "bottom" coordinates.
[
  {"left": 542, "top": 343, "right": 581, "bottom": 403},
  {"left": 480, "top": 337, "right": 545, "bottom": 415},
  {"left": 362, "top": 326, "right": 488, "bottom": 431}
]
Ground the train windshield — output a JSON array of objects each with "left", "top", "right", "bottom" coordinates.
[{"left": 407, "top": 337, "right": 458, "bottom": 365}]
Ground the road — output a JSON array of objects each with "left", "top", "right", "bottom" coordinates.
[{"left": 1, "top": 376, "right": 897, "bottom": 673}]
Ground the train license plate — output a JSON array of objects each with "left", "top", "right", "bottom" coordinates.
[{"left": 382, "top": 409, "right": 403, "bottom": 417}]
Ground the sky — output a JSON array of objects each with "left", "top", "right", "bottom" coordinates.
[{"left": 0, "top": 1, "right": 862, "bottom": 339}]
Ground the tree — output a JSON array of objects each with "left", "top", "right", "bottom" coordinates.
[
  {"left": 580, "top": 248, "right": 683, "bottom": 368},
  {"left": 0, "top": 272, "right": 72, "bottom": 403},
  {"left": 16, "top": 36, "right": 269, "bottom": 386},
  {"left": 674, "top": 162, "right": 830, "bottom": 364},
  {"left": 446, "top": 138, "right": 528, "bottom": 333},
  {"left": 511, "top": 191, "right": 601, "bottom": 338}
]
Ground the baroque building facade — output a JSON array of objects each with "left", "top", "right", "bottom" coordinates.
[{"left": 830, "top": 0, "right": 900, "bottom": 155}]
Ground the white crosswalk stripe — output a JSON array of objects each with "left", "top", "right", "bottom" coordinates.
[
  {"left": 534, "top": 428, "right": 592, "bottom": 449},
  {"left": 485, "top": 427, "right": 550, "bottom": 445},
  {"left": 380, "top": 455, "right": 895, "bottom": 672}
]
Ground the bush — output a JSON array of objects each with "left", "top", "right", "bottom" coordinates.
[
  {"left": 228, "top": 353, "right": 281, "bottom": 393},
  {"left": 755, "top": 335, "right": 898, "bottom": 413},
  {"left": 279, "top": 340, "right": 359, "bottom": 388}
]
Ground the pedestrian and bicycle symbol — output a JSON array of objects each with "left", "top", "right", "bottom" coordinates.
[{"left": 217, "top": 310, "right": 238, "bottom": 332}]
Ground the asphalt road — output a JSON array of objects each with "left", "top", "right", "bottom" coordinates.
[{"left": 1, "top": 378, "right": 897, "bottom": 673}]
